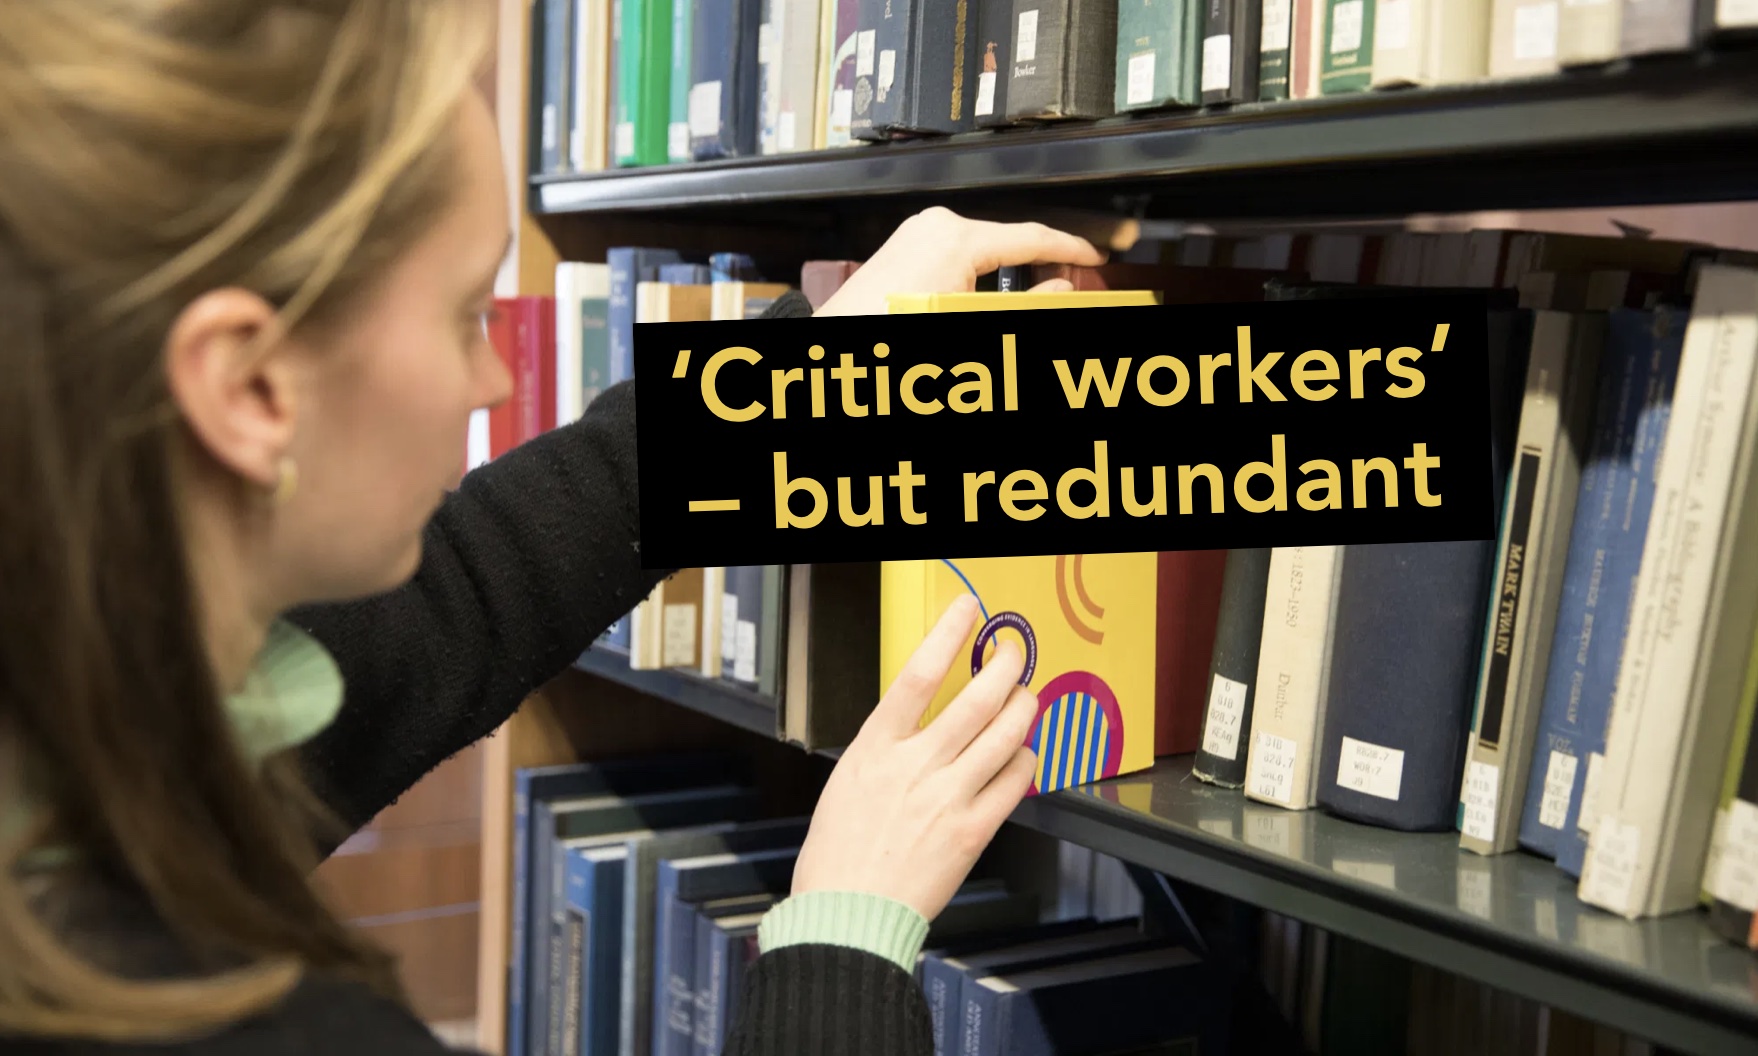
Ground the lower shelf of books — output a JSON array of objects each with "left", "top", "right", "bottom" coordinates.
[{"left": 570, "top": 645, "right": 1758, "bottom": 1056}]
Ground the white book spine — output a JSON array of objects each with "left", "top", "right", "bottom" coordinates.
[{"left": 1244, "top": 545, "right": 1343, "bottom": 810}]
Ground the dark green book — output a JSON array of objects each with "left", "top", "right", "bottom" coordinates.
[
  {"left": 1319, "top": 0, "right": 1374, "bottom": 95},
  {"left": 1115, "top": 0, "right": 1203, "bottom": 111}
]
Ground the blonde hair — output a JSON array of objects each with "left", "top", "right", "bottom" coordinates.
[{"left": 0, "top": 0, "right": 491, "bottom": 1040}]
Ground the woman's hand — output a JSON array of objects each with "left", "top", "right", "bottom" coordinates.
[
  {"left": 789, "top": 593, "right": 1041, "bottom": 922},
  {"left": 814, "top": 206, "right": 1108, "bottom": 317}
]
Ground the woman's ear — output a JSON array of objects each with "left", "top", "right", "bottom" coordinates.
[{"left": 162, "top": 288, "right": 301, "bottom": 493}]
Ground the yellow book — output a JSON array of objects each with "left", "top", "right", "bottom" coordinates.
[{"left": 880, "top": 288, "right": 1162, "bottom": 795}]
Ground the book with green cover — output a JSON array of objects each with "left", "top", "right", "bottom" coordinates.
[
  {"left": 1115, "top": 0, "right": 1202, "bottom": 111},
  {"left": 1319, "top": 0, "right": 1374, "bottom": 94},
  {"left": 614, "top": 0, "right": 675, "bottom": 166},
  {"left": 668, "top": 0, "right": 695, "bottom": 162}
]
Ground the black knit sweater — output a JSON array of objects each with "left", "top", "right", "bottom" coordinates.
[{"left": 6, "top": 290, "right": 932, "bottom": 1056}]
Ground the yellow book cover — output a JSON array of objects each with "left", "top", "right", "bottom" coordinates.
[
  {"left": 882, "top": 555, "right": 1161, "bottom": 795},
  {"left": 880, "top": 288, "right": 1163, "bottom": 795}
]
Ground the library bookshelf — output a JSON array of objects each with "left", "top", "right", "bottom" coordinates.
[{"left": 471, "top": 0, "right": 1758, "bottom": 1052}]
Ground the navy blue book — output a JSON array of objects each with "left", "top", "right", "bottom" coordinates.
[
  {"left": 1549, "top": 307, "right": 1688, "bottom": 877},
  {"left": 619, "top": 818, "right": 809, "bottom": 1056},
  {"left": 531, "top": 785, "right": 760, "bottom": 1056},
  {"left": 596, "top": 246, "right": 684, "bottom": 658},
  {"left": 652, "top": 847, "right": 801, "bottom": 1056},
  {"left": 688, "top": 0, "right": 763, "bottom": 158},
  {"left": 507, "top": 755, "right": 747, "bottom": 1056},
  {"left": 538, "top": 0, "right": 573, "bottom": 174},
  {"left": 1310, "top": 294, "right": 1531, "bottom": 832},
  {"left": 606, "top": 247, "right": 684, "bottom": 384},
  {"left": 696, "top": 910, "right": 766, "bottom": 1056},
  {"left": 921, "top": 920, "right": 1143, "bottom": 1056},
  {"left": 690, "top": 894, "right": 776, "bottom": 1056},
  {"left": 961, "top": 944, "right": 1229, "bottom": 1056},
  {"left": 560, "top": 844, "right": 629, "bottom": 1056}
]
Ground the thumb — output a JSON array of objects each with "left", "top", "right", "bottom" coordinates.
[{"left": 1027, "top": 278, "right": 1075, "bottom": 294}]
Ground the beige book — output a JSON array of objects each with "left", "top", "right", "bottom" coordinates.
[
  {"left": 1370, "top": 0, "right": 1491, "bottom": 87},
  {"left": 635, "top": 280, "right": 713, "bottom": 324},
  {"left": 777, "top": 0, "right": 825, "bottom": 153},
  {"left": 1459, "top": 310, "right": 1603, "bottom": 855},
  {"left": 1557, "top": 0, "right": 1623, "bottom": 65},
  {"left": 1578, "top": 264, "right": 1758, "bottom": 918},
  {"left": 699, "top": 566, "right": 725, "bottom": 678},
  {"left": 711, "top": 280, "right": 794, "bottom": 320},
  {"left": 569, "top": 0, "right": 614, "bottom": 171},
  {"left": 1489, "top": 0, "right": 1562, "bottom": 78},
  {"left": 1243, "top": 546, "right": 1345, "bottom": 810},
  {"left": 813, "top": 0, "right": 836, "bottom": 148}
]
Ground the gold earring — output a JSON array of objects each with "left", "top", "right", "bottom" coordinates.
[{"left": 271, "top": 456, "right": 299, "bottom": 507}]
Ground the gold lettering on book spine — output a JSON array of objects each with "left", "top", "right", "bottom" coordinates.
[{"left": 952, "top": 0, "right": 968, "bottom": 119}]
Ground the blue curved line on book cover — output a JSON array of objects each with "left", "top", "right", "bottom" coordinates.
[{"left": 939, "top": 557, "right": 1127, "bottom": 795}]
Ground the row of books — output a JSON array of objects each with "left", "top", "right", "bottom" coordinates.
[
  {"left": 474, "top": 223, "right": 1758, "bottom": 949},
  {"left": 535, "top": 0, "right": 1758, "bottom": 175},
  {"left": 1257, "top": 909, "right": 1664, "bottom": 1055},
  {"left": 506, "top": 750, "right": 1196, "bottom": 1056},
  {"left": 505, "top": 749, "right": 1664, "bottom": 1056}
]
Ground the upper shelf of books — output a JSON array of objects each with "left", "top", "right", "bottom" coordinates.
[{"left": 530, "top": 53, "right": 1758, "bottom": 218}]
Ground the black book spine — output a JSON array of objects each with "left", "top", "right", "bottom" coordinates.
[
  {"left": 850, "top": 0, "right": 884, "bottom": 138},
  {"left": 900, "top": 0, "right": 983, "bottom": 132},
  {"left": 1064, "top": 0, "right": 1120, "bottom": 117},
  {"left": 1193, "top": 548, "right": 1274, "bottom": 788},
  {"left": 1004, "top": 0, "right": 1071, "bottom": 119},
  {"left": 868, "top": 0, "right": 916, "bottom": 132},
  {"left": 1228, "top": 0, "right": 1260, "bottom": 103},
  {"left": 1199, "top": 0, "right": 1234, "bottom": 105}
]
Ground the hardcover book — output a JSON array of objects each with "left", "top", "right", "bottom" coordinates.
[
  {"left": 1005, "top": 0, "right": 1121, "bottom": 120},
  {"left": 1115, "top": 0, "right": 1203, "bottom": 111}
]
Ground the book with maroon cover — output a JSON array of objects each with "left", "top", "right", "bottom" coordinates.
[
  {"left": 1157, "top": 551, "right": 1229, "bottom": 755},
  {"left": 800, "top": 259, "right": 862, "bottom": 309}
]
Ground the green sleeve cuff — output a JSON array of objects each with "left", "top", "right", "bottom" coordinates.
[{"left": 757, "top": 890, "right": 931, "bottom": 974}]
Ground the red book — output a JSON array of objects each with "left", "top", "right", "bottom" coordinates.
[
  {"left": 1154, "top": 550, "right": 1229, "bottom": 755},
  {"left": 507, "top": 296, "right": 557, "bottom": 445}
]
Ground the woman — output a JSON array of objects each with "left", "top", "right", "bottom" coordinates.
[{"left": 0, "top": 1, "right": 1105, "bottom": 1053}]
